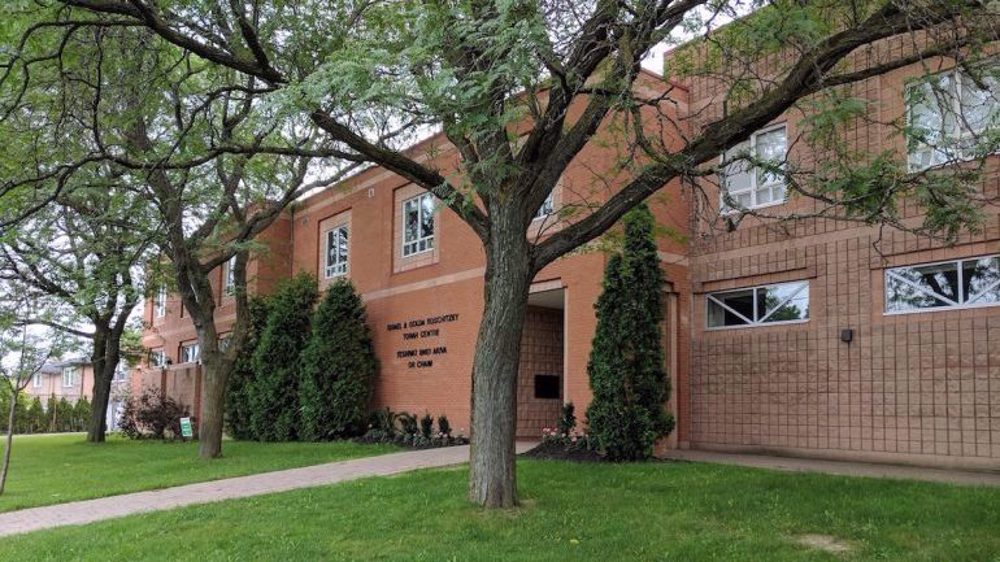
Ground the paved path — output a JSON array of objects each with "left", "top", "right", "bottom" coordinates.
[
  {"left": 0, "top": 443, "right": 533, "bottom": 538},
  {"left": 662, "top": 449, "right": 1000, "bottom": 487}
]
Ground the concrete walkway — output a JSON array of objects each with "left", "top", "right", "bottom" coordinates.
[
  {"left": 0, "top": 443, "right": 532, "bottom": 538},
  {"left": 662, "top": 449, "right": 1000, "bottom": 487}
]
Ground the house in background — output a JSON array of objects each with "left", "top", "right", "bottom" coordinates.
[{"left": 25, "top": 357, "right": 131, "bottom": 431}]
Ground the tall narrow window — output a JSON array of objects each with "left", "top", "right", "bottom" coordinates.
[
  {"left": 325, "top": 225, "right": 349, "bottom": 278},
  {"left": 181, "top": 342, "right": 201, "bottom": 364},
  {"left": 720, "top": 125, "right": 787, "bottom": 212},
  {"left": 223, "top": 255, "right": 237, "bottom": 296},
  {"left": 535, "top": 192, "right": 555, "bottom": 219},
  {"left": 32, "top": 372, "right": 42, "bottom": 388},
  {"left": 154, "top": 286, "right": 167, "bottom": 318},
  {"left": 907, "top": 64, "right": 999, "bottom": 171},
  {"left": 62, "top": 367, "right": 77, "bottom": 388},
  {"left": 150, "top": 349, "right": 167, "bottom": 368},
  {"left": 885, "top": 254, "right": 1000, "bottom": 313},
  {"left": 707, "top": 281, "right": 809, "bottom": 328},
  {"left": 403, "top": 193, "right": 435, "bottom": 256}
]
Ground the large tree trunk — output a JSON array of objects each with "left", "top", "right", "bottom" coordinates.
[
  {"left": 468, "top": 211, "right": 533, "bottom": 508},
  {"left": 87, "top": 328, "right": 113, "bottom": 442},
  {"left": 198, "top": 350, "right": 233, "bottom": 458},
  {"left": 1, "top": 390, "right": 18, "bottom": 495}
]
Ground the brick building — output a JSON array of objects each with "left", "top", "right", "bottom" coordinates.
[{"left": 139, "top": 45, "right": 1000, "bottom": 469}]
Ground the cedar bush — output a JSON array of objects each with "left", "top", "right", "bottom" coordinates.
[
  {"left": 45, "top": 394, "right": 57, "bottom": 432},
  {"left": 248, "top": 273, "right": 318, "bottom": 442},
  {"left": 299, "top": 279, "right": 377, "bottom": 441},
  {"left": 73, "top": 397, "right": 92, "bottom": 432},
  {"left": 586, "top": 204, "right": 674, "bottom": 461},
  {"left": 55, "top": 398, "right": 73, "bottom": 432},
  {"left": 224, "top": 296, "right": 271, "bottom": 440},
  {"left": 25, "top": 397, "right": 45, "bottom": 433}
]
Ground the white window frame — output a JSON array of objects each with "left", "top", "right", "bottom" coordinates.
[
  {"left": 534, "top": 192, "right": 555, "bottom": 220},
  {"left": 719, "top": 124, "right": 788, "bottom": 213},
  {"left": 324, "top": 224, "right": 349, "bottom": 278},
  {"left": 706, "top": 280, "right": 810, "bottom": 330},
  {"left": 402, "top": 193, "right": 435, "bottom": 257},
  {"left": 223, "top": 255, "right": 237, "bottom": 296},
  {"left": 906, "top": 64, "right": 999, "bottom": 172},
  {"left": 154, "top": 286, "right": 167, "bottom": 318},
  {"left": 150, "top": 349, "right": 167, "bottom": 368},
  {"left": 62, "top": 367, "right": 77, "bottom": 388},
  {"left": 884, "top": 254, "right": 1000, "bottom": 315},
  {"left": 180, "top": 342, "right": 201, "bottom": 364},
  {"left": 32, "top": 372, "right": 42, "bottom": 388}
]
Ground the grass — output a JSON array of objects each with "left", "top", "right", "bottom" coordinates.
[
  {"left": 2, "top": 459, "right": 998, "bottom": 561},
  {"left": 0, "top": 433, "right": 397, "bottom": 513}
]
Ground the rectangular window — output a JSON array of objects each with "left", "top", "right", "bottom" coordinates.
[
  {"left": 154, "top": 286, "right": 167, "bottom": 318},
  {"left": 885, "top": 254, "right": 1000, "bottom": 313},
  {"left": 325, "top": 225, "right": 349, "bottom": 278},
  {"left": 181, "top": 342, "right": 200, "bottom": 364},
  {"left": 223, "top": 255, "right": 236, "bottom": 296},
  {"left": 150, "top": 349, "right": 167, "bottom": 368},
  {"left": 32, "top": 372, "right": 42, "bottom": 388},
  {"left": 707, "top": 281, "right": 809, "bottom": 328},
  {"left": 62, "top": 367, "right": 77, "bottom": 388},
  {"left": 402, "top": 193, "right": 435, "bottom": 257},
  {"left": 534, "top": 192, "right": 555, "bottom": 219},
  {"left": 112, "top": 367, "right": 126, "bottom": 382},
  {"left": 907, "top": 64, "right": 998, "bottom": 171},
  {"left": 720, "top": 125, "right": 787, "bottom": 212}
]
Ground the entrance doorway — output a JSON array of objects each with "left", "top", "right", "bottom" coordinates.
[{"left": 516, "top": 287, "right": 565, "bottom": 439}]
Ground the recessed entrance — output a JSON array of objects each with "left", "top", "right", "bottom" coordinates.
[{"left": 517, "top": 287, "right": 565, "bottom": 438}]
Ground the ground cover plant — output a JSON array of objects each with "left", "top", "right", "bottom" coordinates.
[
  {"left": 0, "top": 434, "right": 397, "bottom": 513},
  {"left": 0, "top": 460, "right": 996, "bottom": 561}
]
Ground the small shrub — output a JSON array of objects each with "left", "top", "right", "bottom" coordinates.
[
  {"left": 437, "top": 415, "right": 451, "bottom": 438},
  {"left": 558, "top": 402, "right": 576, "bottom": 436},
  {"left": 419, "top": 413, "right": 434, "bottom": 439},
  {"left": 397, "top": 412, "right": 418, "bottom": 436},
  {"left": 368, "top": 407, "right": 397, "bottom": 434},
  {"left": 119, "top": 389, "right": 191, "bottom": 440}
]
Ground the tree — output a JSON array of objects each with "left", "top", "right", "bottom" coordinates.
[
  {"left": 0, "top": 292, "right": 69, "bottom": 494},
  {"left": 587, "top": 204, "right": 673, "bottom": 461},
  {"left": 224, "top": 296, "right": 271, "bottom": 441},
  {"left": 24, "top": 0, "right": 1000, "bottom": 506},
  {"left": 248, "top": 273, "right": 318, "bottom": 442},
  {"left": 299, "top": 279, "right": 377, "bottom": 441},
  {"left": 25, "top": 397, "right": 45, "bottom": 434}
]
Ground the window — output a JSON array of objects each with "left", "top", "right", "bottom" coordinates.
[
  {"left": 150, "top": 349, "right": 167, "bottom": 368},
  {"left": 62, "top": 367, "right": 77, "bottom": 388},
  {"left": 223, "top": 255, "right": 236, "bottom": 296},
  {"left": 535, "top": 192, "right": 555, "bottom": 219},
  {"left": 32, "top": 372, "right": 41, "bottom": 388},
  {"left": 154, "top": 286, "right": 167, "bottom": 318},
  {"left": 707, "top": 281, "right": 809, "bottom": 328},
  {"left": 720, "top": 125, "right": 787, "bottom": 212},
  {"left": 885, "top": 254, "right": 1000, "bottom": 313},
  {"left": 218, "top": 334, "right": 232, "bottom": 352},
  {"left": 325, "top": 225, "right": 349, "bottom": 278},
  {"left": 907, "top": 65, "right": 998, "bottom": 171},
  {"left": 181, "top": 342, "right": 201, "bottom": 364},
  {"left": 112, "top": 367, "right": 126, "bottom": 382},
  {"left": 402, "top": 193, "right": 435, "bottom": 257}
]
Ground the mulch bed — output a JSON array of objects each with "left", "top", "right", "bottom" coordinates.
[{"left": 520, "top": 440, "right": 606, "bottom": 463}]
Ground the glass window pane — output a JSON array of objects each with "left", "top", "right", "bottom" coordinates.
[
  {"left": 420, "top": 194, "right": 434, "bottom": 238},
  {"left": 754, "top": 127, "right": 786, "bottom": 187},
  {"left": 404, "top": 200, "right": 419, "bottom": 243},
  {"left": 959, "top": 70, "right": 998, "bottom": 135},
  {"left": 759, "top": 283, "right": 809, "bottom": 322},
  {"left": 964, "top": 256, "right": 1000, "bottom": 305},
  {"left": 707, "top": 289, "right": 754, "bottom": 327},
  {"left": 885, "top": 262, "right": 960, "bottom": 312}
]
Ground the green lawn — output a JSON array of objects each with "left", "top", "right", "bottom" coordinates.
[
  {"left": 2, "top": 459, "right": 998, "bottom": 561},
  {"left": 0, "top": 433, "right": 397, "bottom": 513}
]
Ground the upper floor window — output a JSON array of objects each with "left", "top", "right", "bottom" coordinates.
[
  {"left": 720, "top": 125, "right": 787, "bottom": 212},
  {"left": 62, "top": 367, "right": 77, "bottom": 388},
  {"left": 181, "top": 342, "right": 201, "bottom": 364},
  {"left": 535, "top": 192, "right": 555, "bottom": 219},
  {"left": 707, "top": 280, "right": 809, "bottom": 328},
  {"left": 325, "top": 225, "right": 349, "bottom": 278},
  {"left": 223, "top": 255, "right": 237, "bottom": 296},
  {"left": 112, "top": 367, "right": 126, "bottom": 382},
  {"left": 150, "top": 349, "right": 167, "bottom": 368},
  {"left": 885, "top": 254, "right": 1000, "bottom": 314},
  {"left": 907, "top": 65, "right": 998, "bottom": 171},
  {"left": 403, "top": 193, "right": 435, "bottom": 257},
  {"left": 32, "top": 372, "right": 42, "bottom": 388},
  {"left": 154, "top": 286, "right": 167, "bottom": 318}
]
